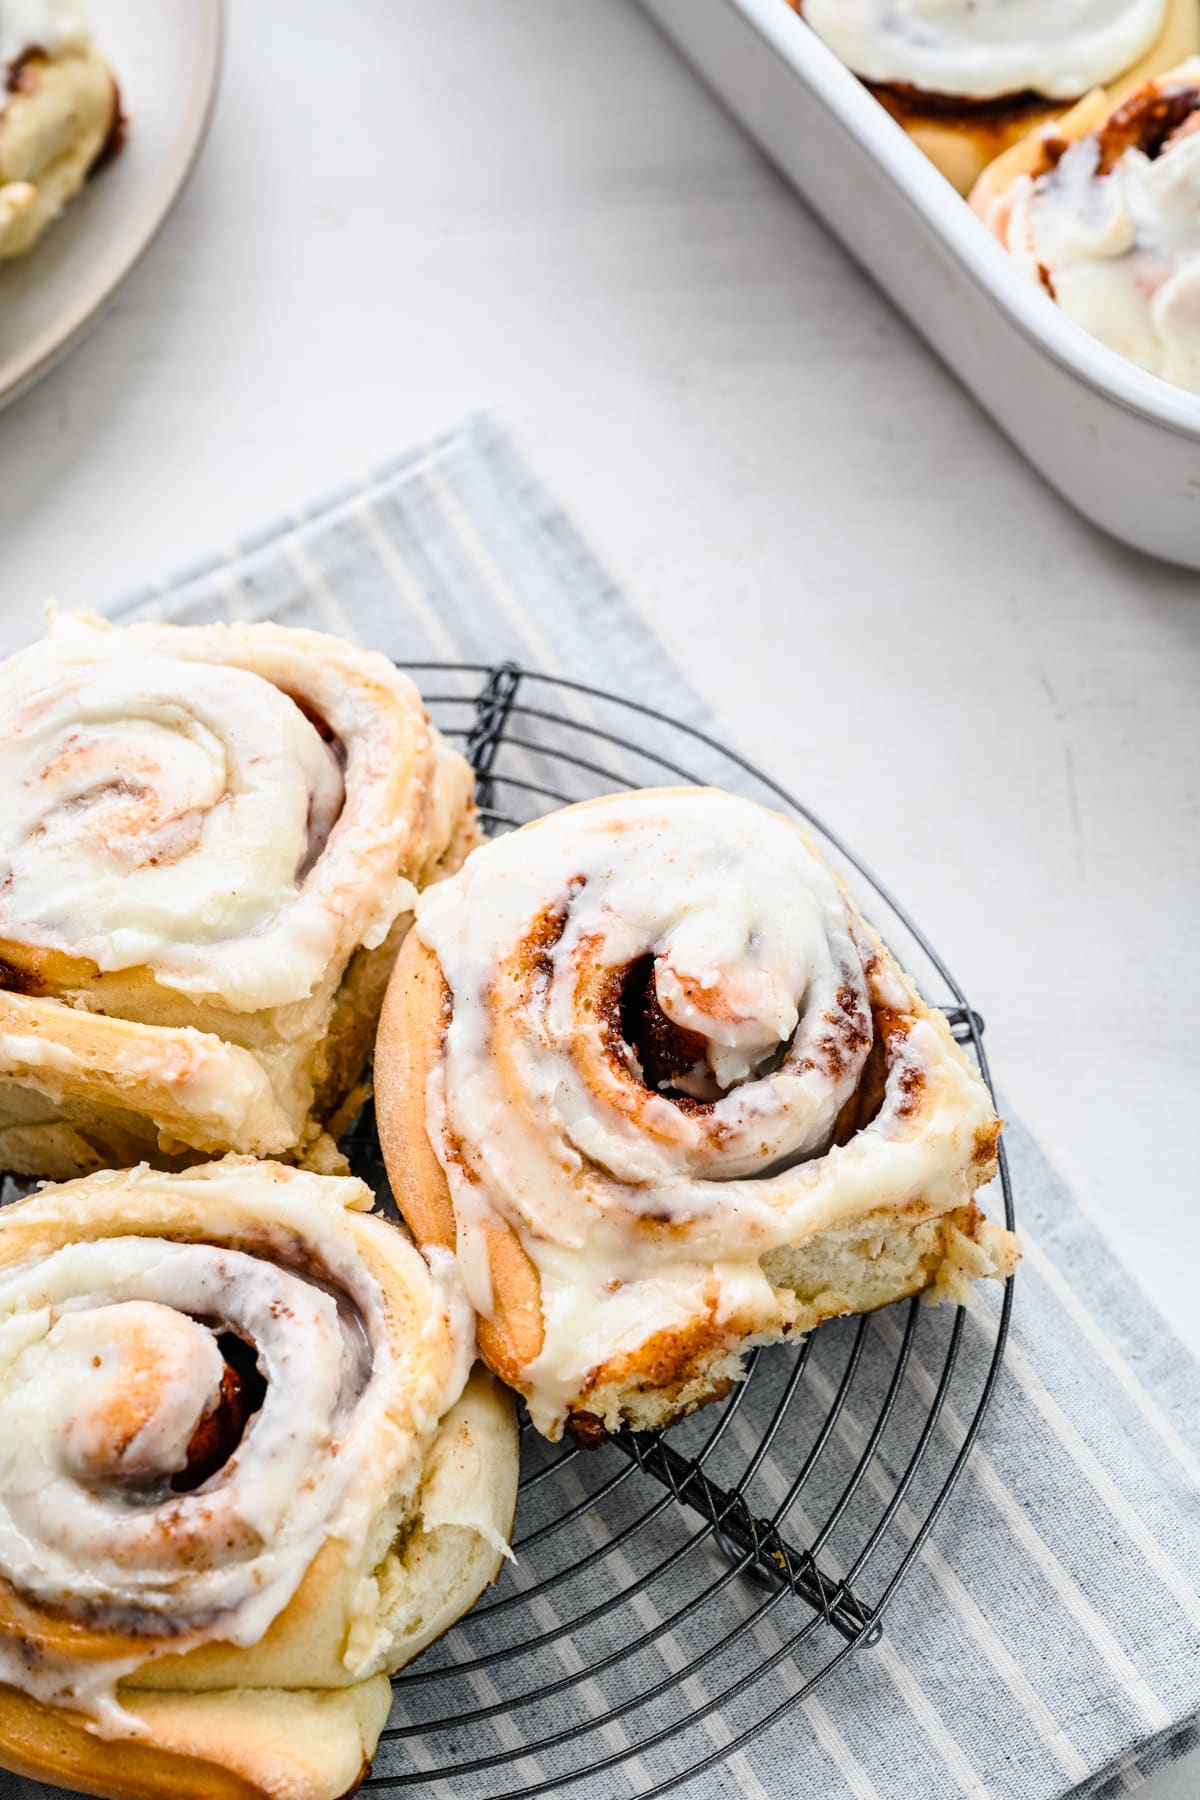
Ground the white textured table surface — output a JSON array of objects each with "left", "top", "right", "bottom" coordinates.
[{"left": 0, "top": 4, "right": 1196, "bottom": 1793}]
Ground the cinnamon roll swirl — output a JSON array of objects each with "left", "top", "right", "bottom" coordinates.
[
  {"left": 0, "top": 2, "right": 119, "bottom": 261},
  {"left": 0, "top": 1158, "right": 519, "bottom": 1800},
  {"left": 971, "top": 62, "right": 1200, "bottom": 391},
  {"left": 0, "top": 611, "right": 476, "bottom": 1180},
  {"left": 788, "top": 0, "right": 1199, "bottom": 193},
  {"left": 374, "top": 788, "right": 1019, "bottom": 1441}
]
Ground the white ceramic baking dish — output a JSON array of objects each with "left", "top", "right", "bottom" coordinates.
[{"left": 640, "top": 0, "right": 1200, "bottom": 570}]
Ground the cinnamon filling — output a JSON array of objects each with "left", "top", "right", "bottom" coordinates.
[
  {"left": 1094, "top": 81, "right": 1200, "bottom": 173},
  {"left": 170, "top": 1332, "right": 266, "bottom": 1494},
  {"left": 598, "top": 955, "right": 718, "bottom": 1111},
  {"left": 285, "top": 693, "right": 347, "bottom": 881},
  {"left": 0, "top": 957, "right": 43, "bottom": 996},
  {"left": 873, "top": 78, "right": 1053, "bottom": 126},
  {"left": 1026, "top": 81, "right": 1200, "bottom": 190},
  {"left": 623, "top": 955, "right": 714, "bottom": 1098},
  {"left": 601, "top": 953, "right": 875, "bottom": 1117},
  {"left": 520, "top": 888, "right": 578, "bottom": 989},
  {"left": 5, "top": 48, "right": 45, "bottom": 95}
]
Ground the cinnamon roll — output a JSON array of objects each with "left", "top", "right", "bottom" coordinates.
[
  {"left": 374, "top": 788, "right": 1019, "bottom": 1441},
  {"left": 0, "top": 611, "right": 476, "bottom": 1180},
  {"left": 0, "top": 1157, "right": 519, "bottom": 1800},
  {"left": 788, "top": 0, "right": 1199, "bottom": 193},
  {"left": 970, "top": 62, "right": 1200, "bottom": 391},
  {"left": 0, "top": 2, "right": 119, "bottom": 261}
]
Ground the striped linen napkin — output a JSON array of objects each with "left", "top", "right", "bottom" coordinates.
[{"left": 5, "top": 415, "right": 1198, "bottom": 1800}]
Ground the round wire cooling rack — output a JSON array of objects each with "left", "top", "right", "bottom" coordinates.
[{"left": 339, "top": 659, "right": 1018, "bottom": 1800}]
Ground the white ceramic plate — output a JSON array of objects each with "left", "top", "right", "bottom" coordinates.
[{"left": 0, "top": 0, "right": 222, "bottom": 411}]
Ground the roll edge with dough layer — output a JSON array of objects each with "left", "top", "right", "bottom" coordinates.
[
  {"left": 0, "top": 1158, "right": 519, "bottom": 1800},
  {"left": 375, "top": 787, "right": 1020, "bottom": 1441},
  {"left": 969, "top": 62, "right": 1200, "bottom": 393},
  {"left": 0, "top": 611, "right": 477, "bottom": 1180}
]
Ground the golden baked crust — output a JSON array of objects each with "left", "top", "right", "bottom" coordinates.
[
  {"left": 377, "top": 933, "right": 545, "bottom": 1394},
  {"left": 0, "top": 1683, "right": 392, "bottom": 1800},
  {"left": 375, "top": 787, "right": 1019, "bottom": 1440},
  {"left": 0, "top": 45, "right": 118, "bottom": 259},
  {"left": 786, "top": 0, "right": 1200, "bottom": 192},
  {"left": 0, "top": 1159, "right": 519, "bottom": 1800},
  {"left": 0, "top": 613, "right": 477, "bottom": 1180}
]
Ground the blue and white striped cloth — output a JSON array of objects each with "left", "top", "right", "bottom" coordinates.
[{"left": 5, "top": 416, "right": 1198, "bottom": 1800}]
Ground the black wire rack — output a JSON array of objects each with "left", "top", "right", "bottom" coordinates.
[{"left": 345, "top": 659, "right": 1018, "bottom": 1800}]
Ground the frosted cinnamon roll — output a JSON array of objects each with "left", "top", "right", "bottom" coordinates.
[
  {"left": 971, "top": 62, "right": 1200, "bottom": 391},
  {"left": 0, "top": 2, "right": 120, "bottom": 260},
  {"left": 0, "top": 611, "right": 476, "bottom": 1180},
  {"left": 788, "top": 0, "right": 1199, "bottom": 193},
  {"left": 375, "top": 788, "right": 1019, "bottom": 1441},
  {"left": 0, "top": 1158, "right": 518, "bottom": 1800}
]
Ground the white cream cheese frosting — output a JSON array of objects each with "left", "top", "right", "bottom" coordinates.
[
  {"left": 415, "top": 789, "right": 998, "bottom": 1436},
  {"left": 804, "top": 0, "right": 1169, "bottom": 101},
  {"left": 990, "top": 70, "right": 1200, "bottom": 391}
]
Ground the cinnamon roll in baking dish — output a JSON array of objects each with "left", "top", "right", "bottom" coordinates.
[
  {"left": 375, "top": 788, "right": 1019, "bottom": 1441},
  {"left": 788, "top": 0, "right": 1199, "bottom": 193},
  {"left": 1, "top": 2, "right": 119, "bottom": 260},
  {"left": 971, "top": 62, "right": 1200, "bottom": 391},
  {"left": 0, "top": 612, "right": 475, "bottom": 1180},
  {"left": 0, "top": 1158, "right": 518, "bottom": 1800}
]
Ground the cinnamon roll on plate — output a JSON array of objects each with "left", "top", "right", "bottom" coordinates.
[
  {"left": 375, "top": 788, "right": 1020, "bottom": 1441},
  {"left": 0, "top": 1, "right": 120, "bottom": 260},
  {"left": 787, "top": 0, "right": 1199, "bottom": 193},
  {"left": 0, "top": 1158, "right": 519, "bottom": 1800},
  {"left": 971, "top": 61, "right": 1200, "bottom": 392},
  {"left": 0, "top": 611, "right": 476, "bottom": 1180}
]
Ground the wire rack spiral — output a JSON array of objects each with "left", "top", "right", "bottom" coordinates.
[{"left": 342, "top": 659, "right": 1018, "bottom": 1800}]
